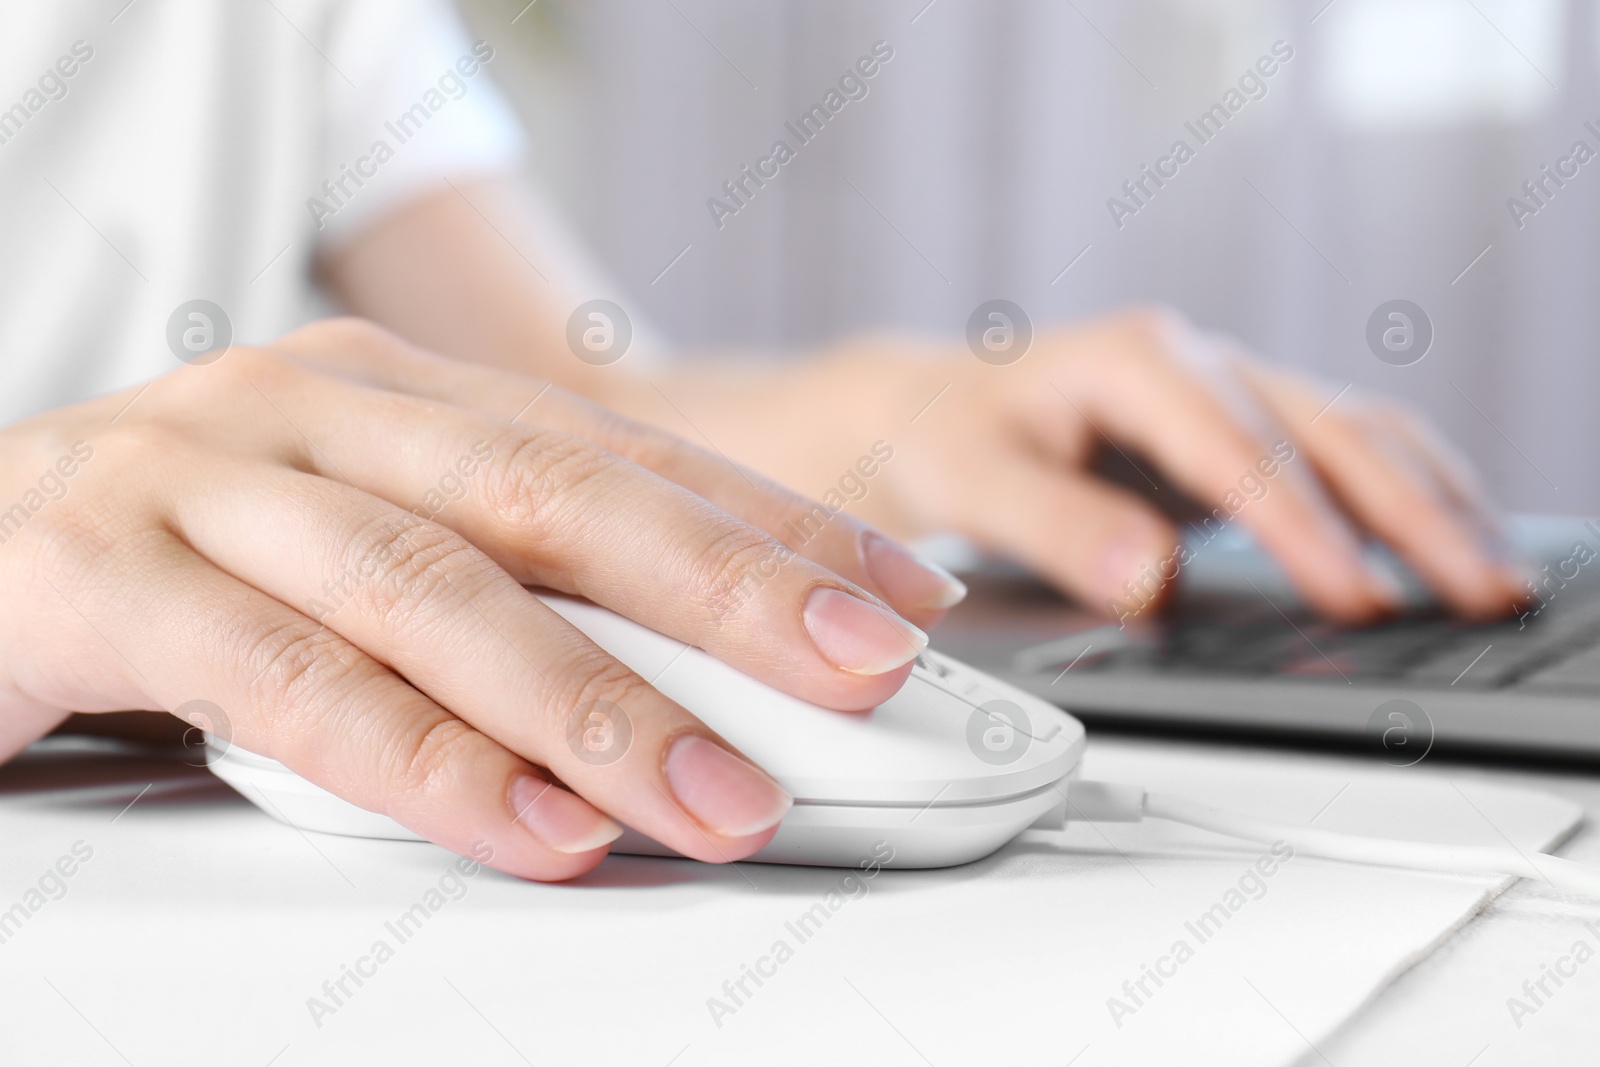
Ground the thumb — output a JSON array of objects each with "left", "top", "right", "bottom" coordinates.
[{"left": 961, "top": 448, "right": 1179, "bottom": 621}]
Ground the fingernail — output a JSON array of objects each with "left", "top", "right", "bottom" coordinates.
[
  {"left": 802, "top": 586, "right": 928, "bottom": 675},
  {"left": 511, "top": 776, "right": 624, "bottom": 854},
  {"left": 665, "top": 734, "right": 793, "bottom": 838},
  {"left": 860, "top": 531, "right": 968, "bottom": 611}
]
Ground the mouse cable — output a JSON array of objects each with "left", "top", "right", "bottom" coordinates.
[{"left": 1065, "top": 779, "right": 1600, "bottom": 897}]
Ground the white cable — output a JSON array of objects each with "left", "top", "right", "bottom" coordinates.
[{"left": 1066, "top": 780, "right": 1600, "bottom": 897}]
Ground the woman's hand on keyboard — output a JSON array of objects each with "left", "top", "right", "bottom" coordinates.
[{"left": 620, "top": 305, "right": 1527, "bottom": 623}]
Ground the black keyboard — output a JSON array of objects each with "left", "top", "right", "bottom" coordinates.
[{"left": 1011, "top": 595, "right": 1600, "bottom": 695}]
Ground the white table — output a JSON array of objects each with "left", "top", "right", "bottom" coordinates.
[
  {"left": 1296, "top": 741, "right": 1600, "bottom": 1065},
  {"left": 2, "top": 732, "right": 1596, "bottom": 1066}
]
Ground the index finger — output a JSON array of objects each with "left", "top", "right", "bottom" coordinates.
[{"left": 271, "top": 320, "right": 968, "bottom": 628}]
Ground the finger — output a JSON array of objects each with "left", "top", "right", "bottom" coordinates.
[
  {"left": 1063, "top": 323, "right": 1396, "bottom": 620},
  {"left": 954, "top": 442, "right": 1180, "bottom": 620},
  {"left": 1298, "top": 425, "right": 1522, "bottom": 616},
  {"left": 1374, "top": 409, "right": 1524, "bottom": 567},
  {"left": 35, "top": 523, "right": 618, "bottom": 882},
  {"left": 1236, "top": 363, "right": 1526, "bottom": 617},
  {"left": 235, "top": 354, "right": 925, "bottom": 706},
  {"left": 171, "top": 462, "right": 795, "bottom": 863},
  {"left": 270, "top": 320, "right": 967, "bottom": 626},
  {"left": 0, "top": 700, "right": 70, "bottom": 765},
  {"left": 1313, "top": 420, "right": 1525, "bottom": 616}
]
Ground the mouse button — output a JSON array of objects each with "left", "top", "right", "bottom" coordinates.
[
  {"left": 873, "top": 672, "right": 979, "bottom": 724},
  {"left": 1016, "top": 706, "right": 1062, "bottom": 742},
  {"left": 876, "top": 677, "right": 1068, "bottom": 786},
  {"left": 919, "top": 664, "right": 1066, "bottom": 743}
]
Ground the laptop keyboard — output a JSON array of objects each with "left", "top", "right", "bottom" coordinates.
[{"left": 1012, "top": 598, "right": 1600, "bottom": 695}]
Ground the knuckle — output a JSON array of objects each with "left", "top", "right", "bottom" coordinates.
[
  {"left": 1093, "top": 305, "right": 1193, "bottom": 387},
  {"left": 540, "top": 644, "right": 652, "bottom": 732},
  {"left": 693, "top": 520, "right": 790, "bottom": 608},
  {"left": 97, "top": 420, "right": 193, "bottom": 465},
  {"left": 278, "top": 316, "right": 403, "bottom": 359},
  {"left": 71, "top": 424, "right": 203, "bottom": 503},
  {"left": 216, "top": 342, "right": 288, "bottom": 377},
  {"left": 342, "top": 517, "right": 494, "bottom": 638},
  {"left": 387, "top": 716, "right": 480, "bottom": 803},
  {"left": 157, "top": 344, "right": 298, "bottom": 411},
  {"left": 237, "top": 619, "right": 370, "bottom": 739},
  {"left": 478, "top": 430, "right": 614, "bottom": 535}
]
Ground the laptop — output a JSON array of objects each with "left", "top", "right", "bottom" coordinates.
[{"left": 933, "top": 514, "right": 1600, "bottom": 759}]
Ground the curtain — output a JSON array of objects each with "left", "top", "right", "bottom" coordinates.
[{"left": 467, "top": 0, "right": 1599, "bottom": 513}]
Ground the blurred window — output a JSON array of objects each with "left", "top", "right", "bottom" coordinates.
[{"left": 1317, "top": 0, "right": 1564, "bottom": 127}]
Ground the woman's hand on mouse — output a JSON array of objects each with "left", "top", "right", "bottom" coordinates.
[
  {"left": 0, "top": 318, "right": 963, "bottom": 881},
  {"left": 604, "top": 305, "right": 1526, "bottom": 623}
]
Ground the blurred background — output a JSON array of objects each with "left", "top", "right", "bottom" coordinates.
[{"left": 462, "top": 0, "right": 1598, "bottom": 516}]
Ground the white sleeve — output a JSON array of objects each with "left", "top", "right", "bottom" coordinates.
[{"left": 312, "top": 0, "right": 526, "bottom": 247}]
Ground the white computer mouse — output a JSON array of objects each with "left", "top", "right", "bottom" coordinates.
[{"left": 207, "top": 592, "right": 1086, "bottom": 868}]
